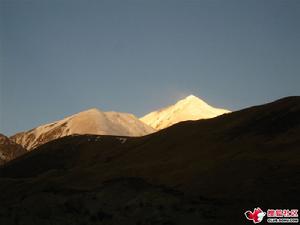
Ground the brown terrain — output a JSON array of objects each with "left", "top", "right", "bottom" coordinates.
[
  {"left": 0, "top": 134, "right": 26, "bottom": 165},
  {"left": 0, "top": 96, "right": 299, "bottom": 225}
]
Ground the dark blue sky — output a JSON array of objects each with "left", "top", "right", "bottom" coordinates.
[{"left": 1, "top": 0, "right": 299, "bottom": 135}]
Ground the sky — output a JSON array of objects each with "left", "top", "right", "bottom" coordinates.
[{"left": 0, "top": 0, "right": 299, "bottom": 135}]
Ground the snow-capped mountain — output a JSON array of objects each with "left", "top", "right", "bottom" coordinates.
[
  {"left": 0, "top": 134, "right": 26, "bottom": 165},
  {"left": 11, "top": 108, "right": 155, "bottom": 150},
  {"left": 140, "top": 95, "right": 230, "bottom": 130}
]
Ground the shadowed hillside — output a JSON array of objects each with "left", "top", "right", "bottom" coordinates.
[{"left": 0, "top": 97, "right": 299, "bottom": 225}]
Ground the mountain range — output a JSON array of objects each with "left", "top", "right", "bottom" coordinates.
[
  {"left": 0, "top": 96, "right": 299, "bottom": 225},
  {"left": 9, "top": 95, "right": 229, "bottom": 150}
]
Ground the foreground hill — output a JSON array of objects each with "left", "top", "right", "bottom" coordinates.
[
  {"left": 0, "top": 134, "right": 26, "bottom": 165},
  {"left": 141, "top": 95, "right": 230, "bottom": 130},
  {"left": 0, "top": 96, "right": 299, "bottom": 225},
  {"left": 10, "top": 108, "right": 155, "bottom": 150}
]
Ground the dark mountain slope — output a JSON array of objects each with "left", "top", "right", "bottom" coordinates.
[{"left": 0, "top": 96, "right": 299, "bottom": 225}]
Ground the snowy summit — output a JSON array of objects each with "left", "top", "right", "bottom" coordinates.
[
  {"left": 11, "top": 108, "right": 155, "bottom": 150},
  {"left": 140, "top": 95, "right": 230, "bottom": 130}
]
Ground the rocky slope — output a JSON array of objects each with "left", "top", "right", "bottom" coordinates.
[
  {"left": 10, "top": 108, "right": 155, "bottom": 150},
  {"left": 0, "top": 134, "right": 26, "bottom": 165},
  {"left": 140, "top": 95, "right": 230, "bottom": 130}
]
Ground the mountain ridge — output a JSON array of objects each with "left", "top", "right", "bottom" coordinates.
[{"left": 10, "top": 108, "right": 155, "bottom": 150}]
